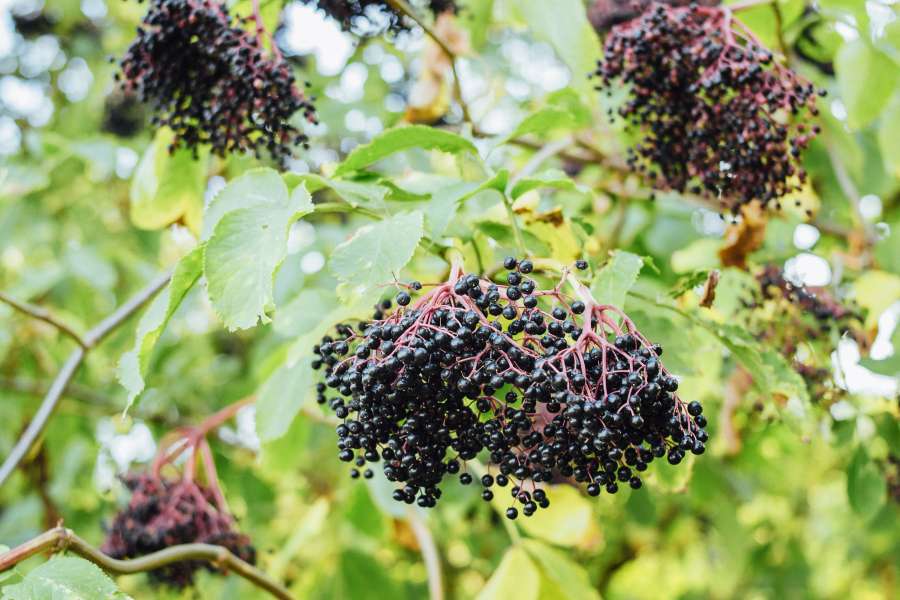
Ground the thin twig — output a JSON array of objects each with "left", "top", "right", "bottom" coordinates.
[
  {"left": 0, "top": 527, "right": 293, "bottom": 600},
  {"left": 406, "top": 510, "right": 444, "bottom": 600},
  {"left": 0, "top": 292, "right": 86, "bottom": 348},
  {"left": 385, "top": 0, "right": 472, "bottom": 124},
  {"left": 0, "top": 272, "right": 172, "bottom": 489}
]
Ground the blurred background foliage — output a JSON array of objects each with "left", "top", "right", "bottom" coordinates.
[{"left": 0, "top": 0, "right": 898, "bottom": 598}]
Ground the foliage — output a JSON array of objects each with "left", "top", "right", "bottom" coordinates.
[{"left": 0, "top": 0, "right": 898, "bottom": 598}]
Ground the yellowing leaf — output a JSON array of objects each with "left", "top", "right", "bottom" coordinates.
[
  {"left": 854, "top": 270, "right": 900, "bottom": 328},
  {"left": 517, "top": 485, "right": 600, "bottom": 548},
  {"left": 476, "top": 546, "right": 540, "bottom": 600}
]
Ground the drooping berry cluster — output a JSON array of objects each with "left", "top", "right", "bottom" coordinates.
[
  {"left": 742, "top": 264, "right": 864, "bottom": 395},
  {"left": 313, "top": 258, "right": 707, "bottom": 518},
  {"left": 117, "top": 0, "right": 316, "bottom": 162},
  {"left": 595, "top": 2, "right": 822, "bottom": 212},
  {"left": 303, "top": 0, "right": 457, "bottom": 34},
  {"left": 102, "top": 474, "right": 255, "bottom": 587}
]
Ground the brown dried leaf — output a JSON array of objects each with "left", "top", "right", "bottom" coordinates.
[{"left": 718, "top": 201, "right": 767, "bottom": 269}]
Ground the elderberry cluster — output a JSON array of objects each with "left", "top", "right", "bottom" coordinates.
[
  {"left": 303, "top": 0, "right": 456, "bottom": 34},
  {"left": 741, "top": 264, "right": 864, "bottom": 396},
  {"left": 102, "top": 474, "right": 255, "bottom": 587},
  {"left": 313, "top": 258, "right": 707, "bottom": 518},
  {"left": 117, "top": 0, "right": 316, "bottom": 162},
  {"left": 595, "top": 2, "right": 823, "bottom": 211}
]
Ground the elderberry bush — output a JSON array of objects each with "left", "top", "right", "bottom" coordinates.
[
  {"left": 595, "top": 2, "right": 823, "bottom": 211},
  {"left": 117, "top": 0, "right": 316, "bottom": 163},
  {"left": 102, "top": 474, "right": 255, "bottom": 587},
  {"left": 303, "top": 0, "right": 457, "bottom": 34},
  {"left": 313, "top": 259, "right": 706, "bottom": 518}
]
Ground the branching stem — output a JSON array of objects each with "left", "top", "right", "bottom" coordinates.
[
  {"left": 0, "top": 272, "right": 172, "bottom": 489},
  {"left": 0, "top": 527, "right": 293, "bottom": 600}
]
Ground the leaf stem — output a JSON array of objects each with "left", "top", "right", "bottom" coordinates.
[
  {"left": 0, "top": 526, "right": 293, "bottom": 600},
  {"left": 0, "top": 272, "right": 172, "bottom": 489}
]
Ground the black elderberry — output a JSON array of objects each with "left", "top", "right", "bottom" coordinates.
[
  {"left": 397, "top": 291, "right": 411, "bottom": 306},
  {"left": 313, "top": 260, "right": 707, "bottom": 515},
  {"left": 595, "top": 2, "right": 820, "bottom": 211},
  {"left": 118, "top": 0, "right": 316, "bottom": 163},
  {"left": 102, "top": 474, "right": 255, "bottom": 587},
  {"left": 575, "top": 260, "right": 589, "bottom": 270}
]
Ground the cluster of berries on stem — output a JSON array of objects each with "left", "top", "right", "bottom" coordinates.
[
  {"left": 313, "top": 256, "right": 707, "bottom": 518},
  {"left": 117, "top": 0, "right": 317, "bottom": 163},
  {"left": 102, "top": 398, "right": 255, "bottom": 587},
  {"left": 595, "top": 1, "right": 823, "bottom": 212}
]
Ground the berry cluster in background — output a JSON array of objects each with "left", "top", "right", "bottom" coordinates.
[
  {"left": 742, "top": 264, "right": 865, "bottom": 397},
  {"left": 102, "top": 474, "right": 255, "bottom": 587},
  {"left": 300, "top": 0, "right": 457, "bottom": 34},
  {"left": 116, "top": 0, "right": 317, "bottom": 162},
  {"left": 595, "top": 2, "right": 823, "bottom": 212},
  {"left": 313, "top": 259, "right": 707, "bottom": 519}
]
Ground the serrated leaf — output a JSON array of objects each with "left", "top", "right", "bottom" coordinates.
[
  {"left": 117, "top": 246, "right": 204, "bottom": 411},
  {"left": 202, "top": 168, "right": 286, "bottom": 240},
  {"left": 516, "top": 485, "right": 599, "bottom": 547},
  {"left": 511, "top": 169, "right": 590, "bottom": 199},
  {"left": 847, "top": 447, "right": 886, "bottom": 520},
  {"left": 334, "top": 126, "right": 478, "bottom": 176},
  {"left": 329, "top": 211, "right": 424, "bottom": 294},
  {"left": 1, "top": 556, "right": 128, "bottom": 600},
  {"left": 130, "top": 128, "right": 208, "bottom": 235},
  {"left": 523, "top": 540, "right": 602, "bottom": 600},
  {"left": 285, "top": 173, "right": 389, "bottom": 208},
  {"left": 256, "top": 356, "right": 315, "bottom": 442},
  {"left": 516, "top": 0, "right": 601, "bottom": 93},
  {"left": 835, "top": 40, "right": 899, "bottom": 130},
  {"left": 591, "top": 251, "right": 644, "bottom": 309},
  {"left": 204, "top": 178, "right": 314, "bottom": 330},
  {"left": 476, "top": 547, "right": 540, "bottom": 600}
]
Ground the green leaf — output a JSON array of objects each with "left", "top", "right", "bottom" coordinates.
[
  {"left": 516, "top": 485, "right": 598, "bottom": 547},
  {"left": 648, "top": 452, "right": 695, "bottom": 493},
  {"left": 506, "top": 108, "right": 578, "bottom": 143},
  {"left": 204, "top": 175, "right": 314, "bottom": 330},
  {"left": 835, "top": 40, "right": 899, "bottom": 130},
  {"left": 522, "top": 540, "right": 602, "bottom": 600},
  {"left": 877, "top": 91, "right": 900, "bottom": 177},
  {"left": 476, "top": 546, "right": 540, "bottom": 600},
  {"left": 284, "top": 173, "right": 389, "bottom": 208},
  {"left": 591, "top": 251, "right": 644, "bottom": 309},
  {"left": 130, "top": 128, "right": 208, "bottom": 235},
  {"left": 117, "top": 246, "right": 204, "bottom": 411},
  {"left": 846, "top": 447, "right": 886, "bottom": 520},
  {"left": 516, "top": 0, "right": 601, "bottom": 93},
  {"left": 334, "top": 126, "right": 478, "bottom": 176},
  {"left": 329, "top": 211, "right": 425, "bottom": 294},
  {"left": 0, "top": 556, "right": 128, "bottom": 600},
  {"left": 256, "top": 356, "right": 315, "bottom": 442},
  {"left": 510, "top": 169, "right": 590, "bottom": 199}
]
